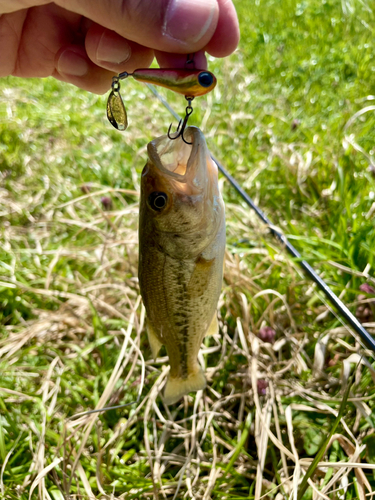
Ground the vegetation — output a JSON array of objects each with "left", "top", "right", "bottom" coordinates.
[{"left": 0, "top": 0, "right": 375, "bottom": 498}]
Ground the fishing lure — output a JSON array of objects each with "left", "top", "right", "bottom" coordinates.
[{"left": 106, "top": 66, "right": 216, "bottom": 135}]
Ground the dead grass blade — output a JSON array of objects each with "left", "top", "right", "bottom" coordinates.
[{"left": 67, "top": 300, "right": 140, "bottom": 489}]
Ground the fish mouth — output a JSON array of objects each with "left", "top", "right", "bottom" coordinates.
[{"left": 147, "top": 126, "right": 208, "bottom": 185}]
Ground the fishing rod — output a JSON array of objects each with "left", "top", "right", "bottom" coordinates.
[
  {"left": 147, "top": 83, "right": 375, "bottom": 354},
  {"left": 213, "top": 157, "right": 375, "bottom": 353}
]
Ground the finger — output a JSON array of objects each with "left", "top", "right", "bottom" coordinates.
[
  {"left": 56, "top": 0, "right": 219, "bottom": 53},
  {"left": 204, "top": 0, "right": 240, "bottom": 57},
  {"left": 0, "top": 0, "right": 49, "bottom": 14},
  {"left": 85, "top": 24, "right": 154, "bottom": 73},
  {"left": 0, "top": 10, "right": 27, "bottom": 76},
  {"left": 154, "top": 50, "right": 207, "bottom": 70},
  {"left": 54, "top": 45, "right": 115, "bottom": 94}
]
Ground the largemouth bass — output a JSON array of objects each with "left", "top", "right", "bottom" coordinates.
[{"left": 138, "top": 127, "right": 226, "bottom": 405}]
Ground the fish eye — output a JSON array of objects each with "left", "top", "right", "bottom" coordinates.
[
  {"left": 148, "top": 192, "right": 168, "bottom": 211},
  {"left": 198, "top": 71, "right": 214, "bottom": 88}
]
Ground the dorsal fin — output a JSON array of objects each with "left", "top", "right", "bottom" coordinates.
[{"left": 147, "top": 322, "right": 163, "bottom": 360}]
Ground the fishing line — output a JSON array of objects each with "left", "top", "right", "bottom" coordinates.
[
  {"left": 147, "top": 83, "right": 375, "bottom": 354},
  {"left": 69, "top": 331, "right": 146, "bottom": 419}
]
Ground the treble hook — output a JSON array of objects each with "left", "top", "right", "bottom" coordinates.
[{"left": 167, "top": 97, "right": 194, "bottom": 145}]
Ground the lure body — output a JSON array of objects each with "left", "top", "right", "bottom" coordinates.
[
  {"left": 131, "top": 69, "right": 216, "bottom": 97},
  {"left": 138, "top": 127, "right": 225, "bottom": 404}
]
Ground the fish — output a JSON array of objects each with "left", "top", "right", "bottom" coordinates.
[{"left": 138, "top": 126, "right": 225, "bottom": 405}]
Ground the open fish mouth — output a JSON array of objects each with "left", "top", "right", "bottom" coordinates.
[{"left": 147, "top": 126, "right": 209, "bottom": 186}]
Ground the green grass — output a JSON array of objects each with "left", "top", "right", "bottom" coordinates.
[{"left": 1, "top": 0, "right": 375, "bottom": 498}]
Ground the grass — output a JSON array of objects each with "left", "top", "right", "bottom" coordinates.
[{"left": 1, "top": 0, "right": 375, "bottom": 498}]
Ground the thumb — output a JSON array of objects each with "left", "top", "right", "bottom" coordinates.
[{"left": 56, "top": 0, "right": 219, "bottom": 53}]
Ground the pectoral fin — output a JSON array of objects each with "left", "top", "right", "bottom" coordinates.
[
  {"left": 188, "top": 256, "right": 215, "bottom": 297},
  {"left": 205, "top": 313, "right": 218, "bottom": 337},
  {"left": 147, "top": 322, "right": 163, "bottom": 360}
]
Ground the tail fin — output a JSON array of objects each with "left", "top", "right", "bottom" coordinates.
[{"left": 164, "top": 369, "right": 206, "bottom": 405}]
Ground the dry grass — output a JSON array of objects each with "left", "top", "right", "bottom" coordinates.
[{"left": 0, "top": 176, "right": 374, "bottom": 498}]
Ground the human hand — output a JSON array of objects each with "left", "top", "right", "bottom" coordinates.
[{"left": 0, "top": 0, "right": 239, "bottom": 94}]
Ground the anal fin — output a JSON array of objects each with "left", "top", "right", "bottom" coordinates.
[
  {"left": 147, "top": 322, "right": 163, "bottom": 360},
  {"left": 205, "top": 313, "right": 218, "bottom": 337}
]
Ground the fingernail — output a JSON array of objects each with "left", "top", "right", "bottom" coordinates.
[
  {"left": 96, "top": 31, "right": 131, "bottom": 65},
  {"left": 57, "top": 49, "right": 89, "bottom": 76},
  {"left": 163, "top": 0, "right": 217, "bottom": 44}
]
